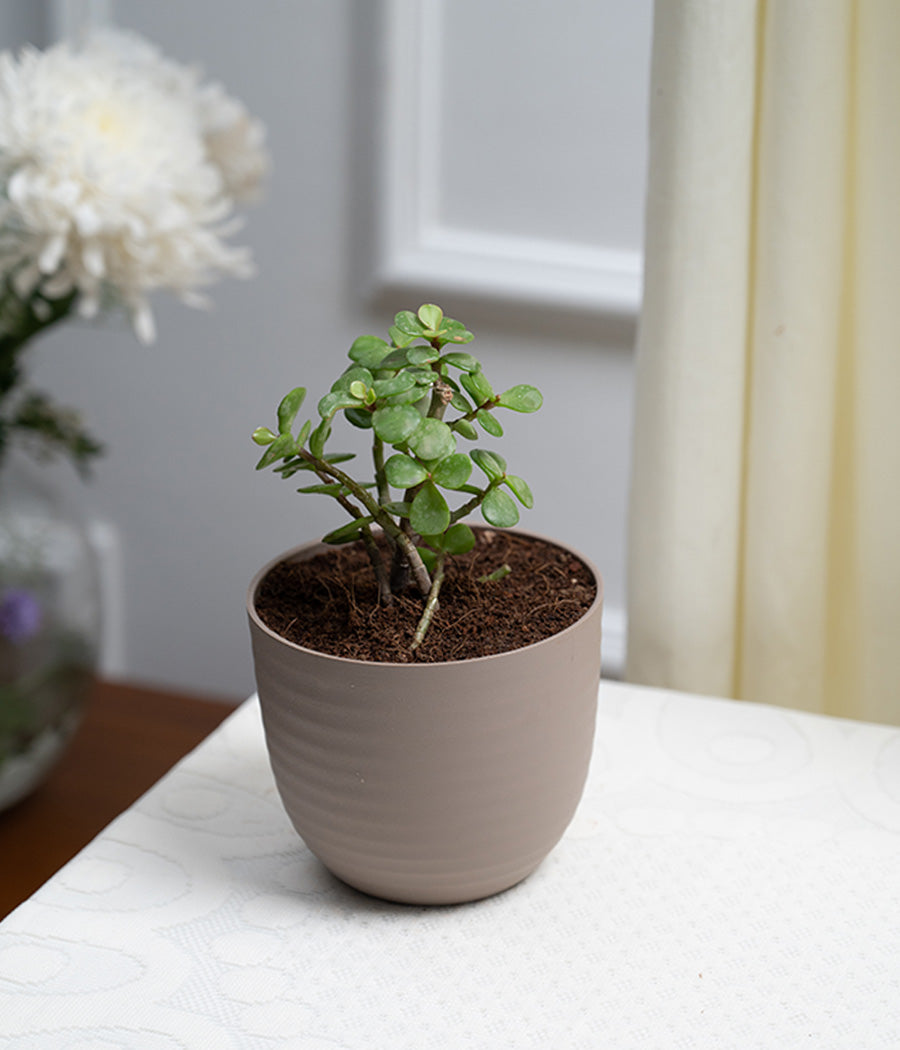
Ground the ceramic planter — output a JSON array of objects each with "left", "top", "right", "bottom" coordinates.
[{"left": 247, "top": 531, "right": 602, "bottom": 905}]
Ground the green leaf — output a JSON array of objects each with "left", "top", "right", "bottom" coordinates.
[
  {"left": 416, "top": 546, "right": 438, "bottom": 574},
  {"left": 379, "top": 347, "right": 412, "bottom": 368},
  {"left": 450, "top": 391, "right": 474, "bottom": 413},
  {"left": 373, "top": 373, "right": 417, "bottom": 399},
  {"left": 431, "top": 452, "right": 472, "bottom": 490},
  {"left": 384, "top": 453, "right": 428, "bottom": 488},
  {"left": 441, "top": 351, "right": 480, "bottom": 373},
  {"left": 479, "top": 564, "right": 511, "bottom": 583},
  {"left": 417, "top": 303, "right": 444, "bottom": 332},
  {"left": 323, "top": 451, "right": 355, "bottom": 464},
  {"left": 439, "top": 319, "right": 474, "bottom": 345},
  {"left": 408, "top": 367, "right": 438, "bottom": 386},
  {"left": 349, "top": 380, "right": 368, "bottom": 400},
  {"left": 332, "top": 367, "right": 373, "bottom": 392},
  {"left": 410, "top": 482, "right": 450, "bottom": 536},
  {"left": 322, "top": 516, "right": 373, "bottom": 545},
  {"left": 441, "top": 521, "right": 475, "bottom": 554},
  {"left": 349, "top": 336, "right": 390, "bottom": 369},
  {"left": 381, "top": 500, "right": 410, "bottom": 516},
  {"left": 381, "top": 386, "right": 430, "bottom": 408},
  {"left": 476, "top": 409, "right": 504, "bottom": 437},
  {"left": 460, "top": 370, "right": 494, "bottom": 405},
  {"left": 255, "top": 432, "right": 295, "bottom": 470},
  {"left": 252, "top": 426, "right": 276, "bottom": 446},
  {"left": 296, "top": 482, "right": 345, "bottom": 495},
  {"left": 504, "top": 474, "right": 534, "bottom": 508},
  {"left": 394, "top": 310, "right": 426, "bottom": 337},
  {"left": 409, "top": 417, "right": 456, "bottom": 462},
  {"left": 344, "top": 407, "right": 373, "bottom": 429},
  {"left": 497, "top": 384, "right": 543, "bottom": 413},
  {"left": 471, "top": 448, "right": 506, "bottom": 481},
  {"left": 309, "top": 420, "right": 331, "bottom": 458},
  {"left": 407, "top": 345, "right": 439, "bottom": 366},
  {"left": 318, "top": 390, "right": 362, "bottom": 420},
  {"left": 275, "top": 456, "right": 315, "bottom": 478},
  {"left": 482, "top": 486, "right": 519, "bottom": 528},
  {"left": 373, "top": 404, "right": 422, "bottom": 444},
  {"left": 451, "top": 419, "right": 479, "bottom": 440},
  {"left": 277, "top": 387, "right": 306, "bottom": 434},
  {"left": 388, "top": 325, "right": 417, "bottom": 349},
  {"left": 296, "top": 419, "right": 312, "bottom": 447}
]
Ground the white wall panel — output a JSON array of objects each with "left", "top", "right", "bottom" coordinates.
[
  {"left": 377, "top": 0, "right": 651, "bottom": 314},
  {"left": 20, "top": 0, "right": 649, "bottom": 694}
]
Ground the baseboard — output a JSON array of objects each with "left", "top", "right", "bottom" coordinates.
[
  {"left": 87, "top": 519, "right": 126, "bottom": 678},
  {"left": 601, "top": 604, "right": 627, "bottom": 681}
]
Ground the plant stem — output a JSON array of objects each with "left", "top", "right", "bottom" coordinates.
[
  {"left": 427, "top": 356, "right": 453, "bottom": 420},
  {"left": 312, "top": 464, "right": 392, "bottom": 605},
  {"left": 361, "top": 529, "right": 392, "bottom": 605},
  {"left": 373, "top": 435, "right": 391, "bottom": 511},
  {"left": 411, "top": 550, "right": 445, "bottom": 651},
  {"left": 390, "top": 526, "right": 412, "bottom": 594},
  {"left": 391, "top": 527, "right": 431, "bottom": 596},
  {"left": 448, "top": 482, "right": 496, "bottom": 525},
  {"left": 372, "top": 434, "right": 398, "bottom": 599},
  {"left": 300, "top": 448, "right": 432, "bottom": 596}
]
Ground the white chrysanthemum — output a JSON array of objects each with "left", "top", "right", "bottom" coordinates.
[{"left": 0, "top": 29, "right": 267, "bottom": 343}]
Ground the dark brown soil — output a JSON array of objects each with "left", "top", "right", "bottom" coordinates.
[{"left": 254, "top": 529, "right": 597, "bottom": 663}]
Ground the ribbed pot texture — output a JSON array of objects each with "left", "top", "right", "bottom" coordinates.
[{"left": 247, "top": 532, "right": 603, "bottom": 905}]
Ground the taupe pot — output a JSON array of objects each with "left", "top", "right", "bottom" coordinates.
[{"left": 247, "top": 531, "right": 603, "bottom": 906}]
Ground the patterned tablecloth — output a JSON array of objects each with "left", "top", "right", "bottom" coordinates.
[{"left": 1, "top": 681, "right": 899, "bottom": 1049}]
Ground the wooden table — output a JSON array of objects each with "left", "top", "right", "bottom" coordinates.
[{"left": 0, "top": 678, "right": 235, "bottom": 920}]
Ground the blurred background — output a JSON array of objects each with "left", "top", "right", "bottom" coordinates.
[{"left": 3, "top": 0, "right": 652, "bottom": 701}]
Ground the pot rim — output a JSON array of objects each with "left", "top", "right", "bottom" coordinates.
[{"left": 247, "top": 526, "right": 603, "bottom": 669}]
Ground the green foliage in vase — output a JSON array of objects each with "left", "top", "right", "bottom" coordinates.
[
  {"left": 0, "top": 285, "right": 102, "bottom": 472},
  {"left": 252, "top": 304, "right": 542, "bottom": 649}
]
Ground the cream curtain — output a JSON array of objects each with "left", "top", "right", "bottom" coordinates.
[{"left": 626, "top": 0, "right": 900, "bottom": 724}]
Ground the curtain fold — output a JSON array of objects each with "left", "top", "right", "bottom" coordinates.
[{"left": 626, "top": 0, "right": 900, "bottom": 724}]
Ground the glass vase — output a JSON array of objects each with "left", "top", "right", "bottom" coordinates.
[{"left": 0, "top": 452, "right": 100, "bottom": 811}]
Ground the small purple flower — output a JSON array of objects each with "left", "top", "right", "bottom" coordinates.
[{"left": 0, "top": 588, "right": 43, "bottom": 645}]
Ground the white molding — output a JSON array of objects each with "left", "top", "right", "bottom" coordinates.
[
  {"left": 47, "top": 0, "right": 113, "bottom": 43},
  {"left": 376, "top": 0, "right": 643, "bottom": 316},
  {"left": 601, "top": 604, "right": 627, "bottom": 681},
  {"left": 87, "top": 520, "right": 126, "bottom": 678}
]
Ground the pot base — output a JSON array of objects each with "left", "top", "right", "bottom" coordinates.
[{"left": 324, "top": 859, "right": 542, "bottom": 908}]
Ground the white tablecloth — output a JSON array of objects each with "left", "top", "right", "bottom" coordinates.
[{"left": 2, "top": 681, "right": 899, "bottom": 1049}]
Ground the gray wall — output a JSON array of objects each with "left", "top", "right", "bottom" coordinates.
[{"left": 10, "top": 1, "right": 650, "bottom": 701}]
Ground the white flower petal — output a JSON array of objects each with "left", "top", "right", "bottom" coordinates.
[
  {"left": 6, "top": 169, "right": 28, "bottom": 204},
  {"left": 81, "top": 242, "right": 105, "bottom": 277},
  {"left": 77, "top": 292, "right": 100, "bottom": 318},
  {"left": 12, "top": 262, "right": 40, "bottom": 298},
  {"left": 41, "top": 271, "right": 74, "bottom": 298},
  {"left": 38, "top": 234, "right": 66, "bottom": 273},
  {"left": 74, "top": 202, "right": 102, "bottom": 236},
  {"left": 0, "top": 27, "right": 265, "bottom": 336},
  {"left": 178, "top": 289, "right": 211, "bottom": 310},
  {"left": 132, "top": 301, "right": 156, "bottom": 344}
]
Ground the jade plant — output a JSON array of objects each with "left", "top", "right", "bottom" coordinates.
[{"left": 252, "top": 304, "right": 542, "bottom": 649}]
